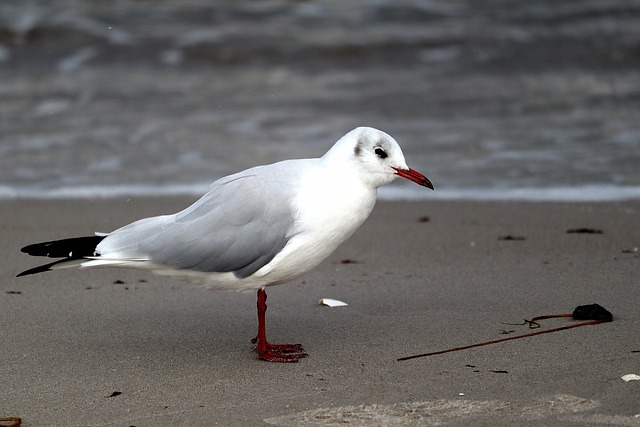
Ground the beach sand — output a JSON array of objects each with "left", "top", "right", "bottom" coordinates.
[{"left": 2, "top": 198, "right": 639, "bottom": 426}]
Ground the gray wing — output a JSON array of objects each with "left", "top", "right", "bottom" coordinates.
[{"left": 96, "top": 163, "right": 300, "bottom": 278}]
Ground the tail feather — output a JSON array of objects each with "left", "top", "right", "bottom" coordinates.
[{"left": 18, "top": 235, "right": 106, "bottom": 277}]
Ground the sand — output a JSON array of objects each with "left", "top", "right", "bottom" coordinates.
[{"left": 1, "top": 198, "right": 639, "bottom": 426}]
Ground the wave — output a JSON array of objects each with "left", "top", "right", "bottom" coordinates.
[{"left": 2, "top": 184, "right": 640, "bottom": 202}]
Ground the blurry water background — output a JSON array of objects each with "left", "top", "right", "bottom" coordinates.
[{"left": 1, "top": 0, "right": 639, "bottom": 200}]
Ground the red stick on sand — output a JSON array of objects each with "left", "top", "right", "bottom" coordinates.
[{"left": 397, "top": 304, "right": 613, "bottom": 361}]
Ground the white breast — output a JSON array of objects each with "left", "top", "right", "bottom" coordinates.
[{"left": 253, "top": 163, "right": 377, "bottom": 284}]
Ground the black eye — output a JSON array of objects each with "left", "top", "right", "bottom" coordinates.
[{"left": 374, "top": 148, "right": 387, "bottom": 159}]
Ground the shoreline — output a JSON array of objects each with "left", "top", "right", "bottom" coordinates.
[{"left": 3, "top": 184, "right": 640, "bottom": 202}]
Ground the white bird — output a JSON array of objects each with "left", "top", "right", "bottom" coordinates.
[{"left": 18, "top": 127, "right": 433, "bottom": 362}]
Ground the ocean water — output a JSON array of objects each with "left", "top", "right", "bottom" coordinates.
[{"left": 1, "top": 0, "right": 639, "bottom": 201}]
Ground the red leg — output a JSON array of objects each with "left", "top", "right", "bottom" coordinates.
[{"left": 253, "top": 288, "right": 307, "bottom": 362}]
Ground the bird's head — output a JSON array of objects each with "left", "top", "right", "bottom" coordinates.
[{"left": 325, "top": 127, "right": 434, "bottom": 190}]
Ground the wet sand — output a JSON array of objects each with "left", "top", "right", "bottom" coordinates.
[{"left": 1, "top": 198, "right": 639, "bottom": 426}]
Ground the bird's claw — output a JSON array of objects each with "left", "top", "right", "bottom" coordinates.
[
  {"left": 256, "top": 350, "right": 308, "bottom": 363},
  {"left": 252, "top": 340, "right": 307, "bottom": 362}
]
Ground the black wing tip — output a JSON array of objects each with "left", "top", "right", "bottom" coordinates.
[
  {"left": 19, "top": 235, "right": 105, "bottom": 258},
  {"left": 17, "top": 269, "right": 42, "bottom": 278},
  {"left": 20, "top": 242, "right": 48, "bottom": 255},
  {"left": 17, "top": 264, "right": 54, "bottom": 277},
  {"left": 18, "top": 236, "right": 105, "bottom": 277},
  {"left": 16, "top": 257, "right": 81, "bottom": 278}
]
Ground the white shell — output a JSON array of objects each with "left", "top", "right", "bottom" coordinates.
[
  {"left": 621, "top": 374, "right": 640, "bottom": 382},
  {"left": 319, "top": 298, "right": 348, "bottom": 307}
]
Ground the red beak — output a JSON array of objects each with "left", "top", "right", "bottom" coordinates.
[{"left": 392, "top": 167, "right": 434, "bottom": 190}]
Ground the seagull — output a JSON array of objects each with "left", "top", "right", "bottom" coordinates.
[{"left": 18, "top": 127, "right": 433, "bottom": 362}]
